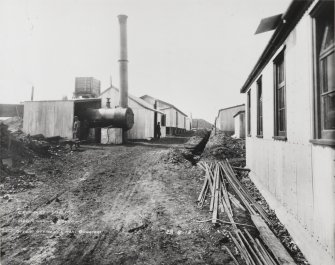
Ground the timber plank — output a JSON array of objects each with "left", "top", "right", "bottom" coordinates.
[{"left": 251, "top": 215, "right": 296, "bottom": 265}]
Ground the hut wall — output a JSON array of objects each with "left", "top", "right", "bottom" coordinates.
[
  {"left": 217, "top": 105, "right": 245, "bottom": 133},
  {"left": 245, "top": 6, "right": 335, "bottom": 264},
  {"left": 23, "top": 101, "right": 74, "bottom": 138}
]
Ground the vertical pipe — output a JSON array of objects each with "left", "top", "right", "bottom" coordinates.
[{"left": 118, "top": 15, "right": 128, "bottom": 108}]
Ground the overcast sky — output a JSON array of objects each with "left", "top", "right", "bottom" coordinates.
[{"left": 0, "top": 0, "right": 291, "bottom": 123}]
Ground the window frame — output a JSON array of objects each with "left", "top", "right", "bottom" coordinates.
[
  {"left": 273, "top": 48, "right": 287, "bottom": 140},
  {"left": 257, "top": 76, "right": 263, "bottom": 137},
  {"left": 161, "top": 114, "right": 166, "bottom": 127},
  {"left": 310, "top": 1, "right": 335, "bottom": 145},
  {"left": 247, "top": 90, "right": 251, "bottom": 136}
]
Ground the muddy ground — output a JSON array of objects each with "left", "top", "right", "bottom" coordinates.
[
  {"left": 1, "top": 132, "right": 244, "bottom": 265},
  {"left": 0, "top": 129, "right": 309, "bottom": 265}
]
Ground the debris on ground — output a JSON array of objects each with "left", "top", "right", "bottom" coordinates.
[
  {"left": 201, "top": 130, "right": 245, "bottom": 163},
  {"left": 161, "top": 129, "right": 210, "bottom": 165},
  {"left": 196, "top": 160, "right": 285, "bottom": 265},
  {"left": 196, "top": 131, "right": 309, "bottom": 265},
  {"left": 0, "top": 117, "right": 73, "bottom": 165}
]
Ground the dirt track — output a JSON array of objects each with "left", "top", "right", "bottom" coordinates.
[{"left": 1, "top": 135, "right": 240, "bottom": 265}]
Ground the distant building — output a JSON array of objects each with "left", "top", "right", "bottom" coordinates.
[
  {"left": 240, "top": 1, "right": 334, "bottom": 264},
  {"left": 74, "top": 77, "right": 101, "bottom": 98},
  {"left": 140, "top": 95, "right": 190, "bottom": 135},
  {"left": 232, "top": 110, "right": 245, "bottom": 138},
  {"left": 0, "top": 104, "right": 24, "bottom": 118},
  {"left": 192, "top": 119, "right": 213, "bottom": 130},
  {"left": 216, "top": 104, "right": 245, "bottom": 135},
  {"left": 100, "top": 87, "right": 165, "bottom": 140}
]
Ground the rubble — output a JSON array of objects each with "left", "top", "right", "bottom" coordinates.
[
  {"left": 201, "top": 130, "right": 245, "bottom": 163},
  {"left": 0, "top": 117, "right": 71, "bottom": 165},
  {"left": 161, "top": 129, "right": 210, "bottom": 165}
]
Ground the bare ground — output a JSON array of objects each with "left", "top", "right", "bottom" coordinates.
[{"left": 1, "top": 135, "right": 243, "bottom": 265}]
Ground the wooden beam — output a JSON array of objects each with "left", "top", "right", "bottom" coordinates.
[{"left": 251, "top": 215, "right": 296, "bottom": 265}]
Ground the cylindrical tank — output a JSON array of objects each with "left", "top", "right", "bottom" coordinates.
[{"left": 85, "top": 107, "right": 134, "bottom": 130}]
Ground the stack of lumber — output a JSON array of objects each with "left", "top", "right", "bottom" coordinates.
[
  {"left": 197, "top": 160, "right": 271, "bottom": 225},
  {"left": 197, "top": 161, "right": 244, "bottom": 226},
  {"left": 229, "top": 229, "right": 279, "bottom": 265},
  {"left": 197, "top": 160, "right": 296, "bottom": 265}
]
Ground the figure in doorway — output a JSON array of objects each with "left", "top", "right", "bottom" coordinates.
[
  {"left": 72, "top": 116, "right": 81, "bottom": 149},
  {"left": 156, "top": 122, "right": 161, "bottom": 139}
]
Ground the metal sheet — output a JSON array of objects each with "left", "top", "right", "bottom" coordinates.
[{"left": 255, "top": 14, "right": 282, "bottom": 35}]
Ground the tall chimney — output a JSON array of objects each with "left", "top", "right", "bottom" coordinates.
[
  {"left": 118, "top": 15, "right": 128, "bottom": 108},
  {"left": 31, "top": 86, "right": 34, "bottom": 101}
]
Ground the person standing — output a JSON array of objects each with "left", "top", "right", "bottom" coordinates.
[
  {"left": 73, "top": 116, "right": 81, "bottom": 140},
  {"left": 156, "top": 122, "right": 161, "bottom": 139}
]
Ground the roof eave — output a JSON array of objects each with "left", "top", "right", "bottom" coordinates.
[{"left": 240, "top": 0, "right": 313, "bottom": 93}]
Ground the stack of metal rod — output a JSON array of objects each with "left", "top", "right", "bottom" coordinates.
[
  {"left": 197, "top": 160, "right": 281, "bottom": 265},
  {"left": 229, "top": 229, "right": 279, "bottom": 265},
  {"left": 197, "top": 161, "right": 245, "bottom": 225},
  {"left": 219, "top": 159, "right": 273, "bottom": 225},
  {"left": 197, "top": 160, "right": 272, "bottom": 225}
]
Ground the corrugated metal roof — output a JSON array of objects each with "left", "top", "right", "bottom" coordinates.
[
  {"left": 140, "top": 94, "right": 188, "bottom": 117},
  {"left": 100, "top": 87, "right": 164, "bottom": 114},
  {"left": 24, "top": 98, "right": 101, "bottom": 103},
  {"left": 218, "top": 104, "right": 245, "bottom": 113},
  {"left": 233, "top": 110, "right": 245, "bottom": 118}
]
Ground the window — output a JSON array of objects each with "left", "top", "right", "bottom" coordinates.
[
  {"left": 274, "top": 50, "right": 286, "bottom": 139},
  {"left": 161, "top": 114, "right": 166, "bottom": 126},
  {"left": 311, "top": 1, "right": 335, "bottom": 143},
  {"left": 247, "top": 91, "right": 251, "bottom": 135},
  {"left": 257, "top": 76, "right": 263, "bottom": 136}
]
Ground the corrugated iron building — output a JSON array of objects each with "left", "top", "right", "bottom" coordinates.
[
  {"left": 23, "top": 99, "right": 101, "bottom": 140},
  {"left": 240, "top": 1, "right": 334, "bottom": 264},
  {"left": 140, "top": 95, "right": 190, "bottom": 135},
  {"left": 100, "top": 87, "right": 165, "bottom": 139},
  {"left": 216, "top": 104, "right": 245, "bottom": 135}
]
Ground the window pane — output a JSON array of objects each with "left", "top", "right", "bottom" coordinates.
[
  {"left": 323, "top": 92, "right": 335, "bottom": 129},
  {"left": 326, "top": 52, "right": 335, "bottom": 92},
  {"left": 322, "top": 24, "right": 334, "bottom": 51},
  {"left": 278, "top": 87, "right": 285, "bottom": 109},
  {"left": 279, "top": 109, "right": 285, "bottom": 131},
  {"left": 278, "top": 61, "right": 284, "bottom": 83}
]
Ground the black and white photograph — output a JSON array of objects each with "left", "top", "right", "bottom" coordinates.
[{"left": 0, "top": 0, "right": 334, "bottom": 264}]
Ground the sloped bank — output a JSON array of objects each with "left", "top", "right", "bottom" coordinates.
[{"left": 161, "top": 129, "right": 211, "bottom": 166}]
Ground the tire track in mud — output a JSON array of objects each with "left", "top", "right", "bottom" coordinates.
[{"left": 3, "top": 135, "right": 223, "bottom": 265}]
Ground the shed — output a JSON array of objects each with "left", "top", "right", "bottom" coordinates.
[
  {"left": 0, "top": 104, "right": 24, "bottom": 118},
  {"left": 100, "top": 87, "right": 165, "bottom": 140},
  {"left": 232, "top": 111, "right": 245, "bottom": 138},
  {"left": 216, "top": 104, "right": 245, "bottom": 135},
  {"left": 23, "top": 99, "right": 101, "bottom": 140},
  {"left": 140, "top": 95, "right": 190, "bottom": 135}
]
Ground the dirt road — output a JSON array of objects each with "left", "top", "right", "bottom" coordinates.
[{"left": 1, "top": 135, "right": 238, "bottom": 265}]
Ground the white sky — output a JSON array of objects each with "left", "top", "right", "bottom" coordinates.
[{"left": 0, "top": 0, "right": 291, "bottom": 123}]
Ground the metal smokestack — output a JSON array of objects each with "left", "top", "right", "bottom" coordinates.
[{"left": 118, "top": 15, "right": 128, "bottom": 108}]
